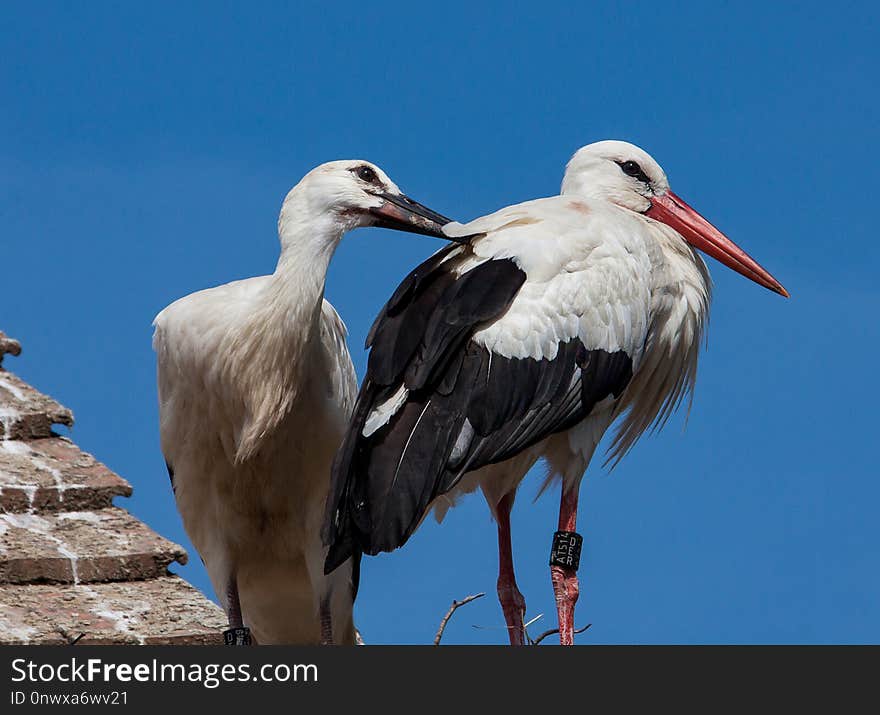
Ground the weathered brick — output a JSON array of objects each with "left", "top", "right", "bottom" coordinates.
[
  {"left": 0, "top": 370, "right": 74, "bottom": 440},
  {"left": 0, "top": 334, "right": 224, "bottom": 646},
  {"left": 0, "top": 508, "right": 187, "bottom": 584},
  {"left": 0, "top": 576, "right": 226, "bottom": 645},
  {"left": 0, "top": 332, "right": 21, "bottom": 365},
  {"left": 0, "top": 436, "right": 132, "bottom": 512}
]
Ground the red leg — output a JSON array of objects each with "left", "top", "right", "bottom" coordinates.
[
  {"left": 550, "top": 487, "right": 580, "bottom": 645},
  {"left": 496, "top": 493, "right": 527, "bottom": 646}
]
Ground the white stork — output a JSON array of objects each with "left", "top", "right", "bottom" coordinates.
[
  {"left": 323, "top": 141, "right": 787, "bottom": 645},
  {"left": 153, "top": 160, "right": 451, "bottom": 645}
]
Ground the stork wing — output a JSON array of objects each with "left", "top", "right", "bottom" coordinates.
[{"left": 324, "top": 240, "right": 637, "bottom": 572}]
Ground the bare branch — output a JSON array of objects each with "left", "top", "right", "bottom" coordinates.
[
  {"left": 433, "top": 593, "right": 486, "bottom": 645},
  {"left": 531, "top": 623, "right": 592, "bottom": 645},
  {"left": 523, "top": 614, "right": 544, "bottom": 630}
]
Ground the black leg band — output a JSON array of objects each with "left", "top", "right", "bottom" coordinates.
[
  {"left": 223, "top": 627, "right": 252, "bottom": 646},
  {"left": 550, "top": 530, "right": 583, "bottom": 570}
]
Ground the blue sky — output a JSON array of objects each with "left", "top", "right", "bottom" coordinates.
[{"left": 2, "top": 2, "right": 877, "bottom": 644}]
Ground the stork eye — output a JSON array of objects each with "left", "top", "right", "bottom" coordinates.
[
  {"left": 356, "top": 166, "right": 379, "bottom": 184},
  {"left": 617, "top": 160, "right": 651, "bottom": 184}
]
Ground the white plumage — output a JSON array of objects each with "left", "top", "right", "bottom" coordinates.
[
  {"left": 436, "top": 190, "right": 709, "bottom": 489},
  {"left": 154, "top": 160, "right": 450, "bottom": 644},
  {"left": 325, "top": 140, "right": 786, "bottom": 646}
]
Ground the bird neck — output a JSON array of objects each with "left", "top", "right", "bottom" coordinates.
[
  {"left": 270, "top": 209, "right": 345, "bottom": 324},
  {"left": 608, "top": 220, "right": 711, "bottom": 464},
  {"left": 648, "top": 222, "right": 713, "bottom": 303},
  {"left": 230, "top": 213, "right": 345, "bottom": 464}
]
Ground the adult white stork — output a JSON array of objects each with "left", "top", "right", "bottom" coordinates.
[
  {"left": 153, "top": 160, "right": 451, "bottom": 645},
  {"left": 323, "top": 140, "right": 787, "bottom": 645}
]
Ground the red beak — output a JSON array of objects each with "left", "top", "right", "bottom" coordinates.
[{"left": 647, "top": 191, "right": 789, "bottom": 298}]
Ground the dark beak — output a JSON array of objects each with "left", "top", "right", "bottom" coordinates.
[{"left": 369, "top": 192, "right": 463, "bottom": 241}]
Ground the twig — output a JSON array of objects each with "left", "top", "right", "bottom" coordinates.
[
  {"left": 531, "top": 623, "right": 591, "bottom": 645},
  {"left": 523, "top": 614, "right": 544, "bottom": 630},
  {"left": 433, "top": 593, "right": 485, "bottom": 645},
  {"left": 68, "top": 633, "right": 86, "bottom": 646}
]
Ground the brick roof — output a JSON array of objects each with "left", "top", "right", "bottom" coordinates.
[{"left": 0, "top": 330, "right": 226, "bottom": 644}]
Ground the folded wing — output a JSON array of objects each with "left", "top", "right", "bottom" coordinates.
[{"left": 324, "top": 232, "right": 641, "bottom": 573}]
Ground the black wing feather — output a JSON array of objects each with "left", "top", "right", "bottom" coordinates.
[
  {"left": 365, "top": 244, "right": 461, "bottom": 386},
  {"left": 324, "top": 252, "right": 633, "bottom": 574},
  {"left": 403, "top": 259, "right": 526, "bottom": 391},
  {"left": 464, "top": 344, "right": 632, "bottom": 474}
]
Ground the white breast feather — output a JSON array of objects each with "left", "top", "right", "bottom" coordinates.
[
  {"left": 465, "top": 198, "right": 655, "bottom": 364},
  {"left": 608, "top": 223, "right": 711, "bottom": 464}
]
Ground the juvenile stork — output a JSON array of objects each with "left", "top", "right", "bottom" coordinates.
[
  {"left": 153, "top": 160, "right": 450, "bottom": 645},
  {"left": 323, "top": 141, "right": 787, "bottom": 645}
]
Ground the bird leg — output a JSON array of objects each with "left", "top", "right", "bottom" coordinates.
[
  {"left": 319, "top": 595, "right": 334, "bottom": 645},
  {"left": 550, "top": 487, "right": 582, "bottom": 646},
  {"left": 223, "top": 575, "right": 252, "bottom": 646},
  {"left": 496, "top": 493, "right": 527, "bottom": 646}
]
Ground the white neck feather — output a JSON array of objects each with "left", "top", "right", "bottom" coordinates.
[
  {"left": 608, "top": 221, "right": 712, "bottom": 464},
  {"left": 231, "top": 203, "right": 346, "bottom": 464},
  {"left": 272, "top": 207, "right": 343, "bottom": 322}
]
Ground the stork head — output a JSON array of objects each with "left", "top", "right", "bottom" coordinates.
[
  {"left": 280, "top": 160, "right": 452, "bottom": 245},
  {"left": 562, "top": 140, "right": 788, "bottom": 297}
]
